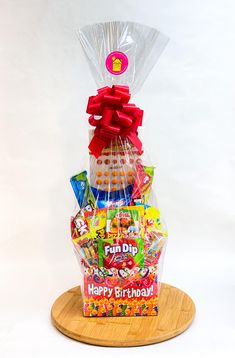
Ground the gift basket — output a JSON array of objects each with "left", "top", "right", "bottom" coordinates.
[{"left": 70, "top": 21, "right": 169, "bottom": 317}]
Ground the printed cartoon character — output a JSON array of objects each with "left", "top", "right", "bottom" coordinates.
[
  {"left": 127, "top": 225, "right": 139, "bottom": 238},
  {"left": 92, "top": 266, "right": 105, "bottom": 284},
  {"left": 84, "top": 266, "right": 93, "bottom": 277},
  {"left": 148, "top": 265, "right": 157, "bottom": 275},
  {"left": 118, "top": 268, "right": 130, "bottom": 279},
  {"left": 112, "top": 56, "right": 122, "bottom": 72},
  {"left": 98, "top": 267, "right": 111, "bottom": 278},
  {"left": 94, "top": 274, "right": 105, "bottom": 284},
  {"left": 109, "top": 267, "right": 118, "bottom": 276},
  {"left": 128, "top": 267, "right": 140, "bottom": 283},
  {"left": 139, "top": 267, "right": 149, "bottom": 278}
]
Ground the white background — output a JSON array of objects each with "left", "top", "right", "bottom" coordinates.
[{"left": 0, "top": 0, "right": 235, "bottom": 357}]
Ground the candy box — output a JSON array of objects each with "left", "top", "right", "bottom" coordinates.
[
  {"left": 82, "top": 264, "right": 159, "bottom": 317},
  {"left": 70, "top": 21, "right": 168, "bottom": 317}
]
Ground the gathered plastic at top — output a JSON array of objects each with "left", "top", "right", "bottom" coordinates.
[{"left": 79, "top": 21, "right": 168, "bottom": 94}]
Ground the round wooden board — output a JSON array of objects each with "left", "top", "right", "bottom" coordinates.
[{"left": 51, "top": 283, "right": 195, "bottom": 347}]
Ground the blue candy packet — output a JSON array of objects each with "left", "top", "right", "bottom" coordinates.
[{"left": 91, "top": 184, "right": 133, "bottom": 208}]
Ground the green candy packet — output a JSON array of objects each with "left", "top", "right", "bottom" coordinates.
[
  {"left": 98, "top": 206, "right": 145, "bottom": 269},
  {"left": 70, "top": 171, "right": 96, "bottom": 213},
  {"left": 98, "top": 237, "right": 144, "bottom": 269}
]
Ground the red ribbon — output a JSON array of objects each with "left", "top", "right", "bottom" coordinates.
[{"left": 86, "top": 85, "right": 143, "bottom": 158}]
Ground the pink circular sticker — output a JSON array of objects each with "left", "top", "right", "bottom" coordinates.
[{"left": 105, "top": 51, "right": 128, "bottom": 75}]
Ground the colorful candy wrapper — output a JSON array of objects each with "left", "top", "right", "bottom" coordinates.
[
  {"left": 131, "top": 162, "right": 155, "bottom": 204},
  {"left": 72, "top": 232, "right": 97, "bottom": 265},
  {"left": 91, "top": 184, "right": 133, "bottom": 209},
  {"left": 71, "top": 210, "right": 90, "bottom": 240},
  {"left": 70, "top": 171, "right": 96, "bottom": 213},
  {"left": 98, "top": 237, "right": 144, "bottom": 269},
  {"left": 144, "top": 207, "right": 167, "bottom": 265},
  {"left": 106, "top": 206, "right": 144, "bottom": 239},
  {"left": 85, "top": 208, "right": 107, "bottom": 240},
  {"left": 144, "top": 206, "right": 162, "bottom": 231}
]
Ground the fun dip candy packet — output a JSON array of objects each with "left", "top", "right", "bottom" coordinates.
[{"left": 98, "top": 237, "right": 144, "bottom": 269}]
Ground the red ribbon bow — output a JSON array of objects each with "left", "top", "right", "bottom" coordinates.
[{"left": 87, "top": 85, "right": 143, "bottom": 158}]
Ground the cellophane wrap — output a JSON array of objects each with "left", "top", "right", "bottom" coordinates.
[{"left": 70, "top": 21, "right": 169, "bottom": 317}]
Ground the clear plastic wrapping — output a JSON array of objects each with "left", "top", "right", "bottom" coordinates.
[
  {"left": 70, "top": 21, "right": 168, "bottom": 317},
  {"left": 79, "top": 21, "right": 168, "bottom": 93}
]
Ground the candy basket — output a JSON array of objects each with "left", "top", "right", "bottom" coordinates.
[{"left": 70, "top": 21, "right": 169, "bottom": 317}]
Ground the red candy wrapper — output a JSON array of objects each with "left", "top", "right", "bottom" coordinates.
[{"left": 70, "top": 21, "right": 168, "bottom": 317}]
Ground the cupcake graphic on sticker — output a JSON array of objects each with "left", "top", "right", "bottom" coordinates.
[{"left": 106, "top": 51, "right": 128, "bottom": 75}]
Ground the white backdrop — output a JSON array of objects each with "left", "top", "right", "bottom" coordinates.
[{"left": 0, "top": 0, "right": 235, "bottom": 357}]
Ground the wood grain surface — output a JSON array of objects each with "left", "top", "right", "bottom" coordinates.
[{"left": 51, "top": 283, "right": 195, "bottom": 347}]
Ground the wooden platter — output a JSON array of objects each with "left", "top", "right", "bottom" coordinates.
[{"left": 51, "top": 283, "right": 195, "bottom": 347}]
